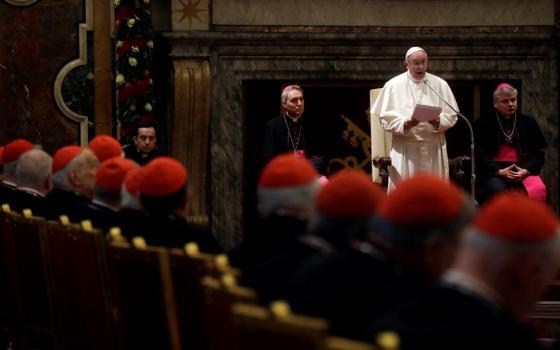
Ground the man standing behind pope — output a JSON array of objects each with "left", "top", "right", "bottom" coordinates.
[{"left": 371, "top": 46, "right": 458, "bottom": 191}]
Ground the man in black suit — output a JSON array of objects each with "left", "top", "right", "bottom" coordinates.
[
  {"left": 11, "top": 148, "right": 52, "bottom": 217},
  {"left": 262, "top": 85, "right": 327, "bottom": 173},
  {"left": 123, "top": 124, "right": 161, "bottom": 166},
  {"left": 370, "top": 192, "right": 560, "bottom": 350}
]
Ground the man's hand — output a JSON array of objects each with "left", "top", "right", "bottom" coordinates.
[
  {"left": 497, "top": 164, "right": 529, "bottom": 182},
  {"left": 404, "top": 118, "right": 420, "bottom": 131},
  {"left": 429, "top": 117, "right": 440, "bottom": 129}
]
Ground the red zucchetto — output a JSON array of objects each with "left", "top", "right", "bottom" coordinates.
[
  {"left": 316, "top": 169, "right": 384, "bottom": 220},
  {"left": 139, "top": 157, "right": 188, "bottom": 197},
  {"left": 259, "top": 154, "right": 318, "bottom": 188},
  {"left": 474, "top": 192, "right": 558, "bottom": 242},
  {"left": 2, "top": 139, "right": 33, "bottom": 165},
  {"left": 378, "top": 173, "right": 465, "bottom": 228},
  {"left": 52, "top": 146, "right": 83, "bottom": 174},
  {"left": 95, "top": 157, "right": 137, "bottom": 191}
]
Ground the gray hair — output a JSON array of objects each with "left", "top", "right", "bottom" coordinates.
[
  {"left": 52, "top": 148, "right": 97, "bottom": 189},
  {"left": 16, "top": 149, "right": 52, "bottom": 189},
  {"left": 493, "top": 86, "right": 518, "bottom": 103},
  {"left": 258, "top": 179, "right": 320, "bottom": 218},
  {"left": 281, "top": 85, "right": 303, "bottom": 104},
  {"left": 461, "top": 227, "right": 560, "bottom": 272}
]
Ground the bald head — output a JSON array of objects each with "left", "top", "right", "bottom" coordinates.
[{"left": 16, "top": 149, "right": 53, "bottom": 196}]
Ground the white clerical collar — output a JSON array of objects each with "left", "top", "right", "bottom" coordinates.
[
  {"left": 2, "top": 180, "right": 17, "bottom": 188},
  {"left": 442, "top": 269, "right": 503, "bottom": 307},
  {"left": 92, "top": 198, "right": 119, "bottom": 212},
  {"left": 285, "top": 112, "right": 301, "bottom": 123},
  {"left": 17, "top": 186, "right": 45, "bottom": 198}
]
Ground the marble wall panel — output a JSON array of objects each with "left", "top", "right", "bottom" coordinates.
[
  {"left": 0, "top": 0, "right": 84, "bottom": 153},
  {"left": 213, "top": 0, "right": 554, "bottom": 27}
]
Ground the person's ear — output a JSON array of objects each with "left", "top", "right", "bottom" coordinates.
[{"left": 45, "top": 174, "right": 53, "bottom": 192}]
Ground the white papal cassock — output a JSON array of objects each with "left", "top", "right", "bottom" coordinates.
[{"left": 371, "top": 71, "right": 458, "bottom": 191}]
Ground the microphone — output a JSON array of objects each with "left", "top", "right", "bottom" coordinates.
[{"left": 424, "top": 79, "right": 477, "bottom": 204}]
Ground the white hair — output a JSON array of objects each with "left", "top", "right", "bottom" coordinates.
[
  {"left": 16, "top": 149, "right": 52, "bottom": 189},
  {"left": 52, "top": 149, "right": 97, "bottom": 189},
  {"left": 258, "top": 180, "right": 320, "bottom": 218},
  {"left": 461, "top": 227, "right": 560, "bottom": 273}
]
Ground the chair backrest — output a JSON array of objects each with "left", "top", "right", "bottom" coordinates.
[
  {"left": 202, "top": 273, "right": 258, "bottom": 350},
  {"left": 10, "top": 210, "right": 58, "bottom": 349},
  {"left": 107, "top": 241, "right": 181, "bottom": 350},
  {"left": 231, "top": 301, "right": 329, "bottom": 350},
  {"left": 0, "top": 206, "right": 25, "bottom": 347},
  {"left": 369, "top": 88, "right": 392, "bottom": 184},
  {"left": 44, "top": 219, "right": 116, "bottom": 350}
]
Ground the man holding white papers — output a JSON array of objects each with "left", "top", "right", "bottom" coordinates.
[{"left": 371, "top": 47, "right": 458, "bottom": 190}]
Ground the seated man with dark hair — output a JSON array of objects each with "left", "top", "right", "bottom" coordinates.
[{"left": 123, "top": 124, "right": 161, "bottom": 165}]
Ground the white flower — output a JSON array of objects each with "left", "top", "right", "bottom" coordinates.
[
  {"left": 86, "top": 72, "right": 94, "bottom": 80},
  {"left": 116, "top": 40, "right": 123, "bottom": 48},
  {"left": 128, "top": 57, "right": 138, "bottom": 67},
  {"left": 146, "top": 41, "right": 154, "bottom": 49},
  {"left": 114, "top": 0, "right": 120, "bottom": 6},
  {"left": 144, "top": 103, "right": 152, "bottom": 112},
  {"left": 115, "top": 74, "right": 125, "bottom": 85},
  {"left": 127, "top": 18, "right": 136, "bottom": 28},
  {"left": 149, "top": 78, "right": 153, "bottom": 84},
  {"left": 129, "top": 104, "right": 136, "bottom": 111},
  {"left": 131, "top": 46, "right": 139, "bottom": 53}
]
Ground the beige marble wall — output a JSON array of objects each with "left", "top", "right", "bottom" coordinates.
[{"left": 213, "top": 0, "right": 554, "bottom": 27}]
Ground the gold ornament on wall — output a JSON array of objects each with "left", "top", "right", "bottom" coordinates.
[{"left": 172, "top": 0, "right": 209, "bottom": 31}]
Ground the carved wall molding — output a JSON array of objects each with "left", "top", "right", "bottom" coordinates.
[
  {"left": 172, "top": 59, "right": 212, "bottom": 229},
  {"left": 53, "top": 0, "right": 92, "bottom": 146}
]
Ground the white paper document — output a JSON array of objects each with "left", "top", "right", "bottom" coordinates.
[{"left": 412, "top": 104, "right": 442, "bottom": 122}]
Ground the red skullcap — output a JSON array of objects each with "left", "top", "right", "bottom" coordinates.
[
  {"left": 95, "top": 157, "right": 137, "bottom": 191},
  {"left": 474, "top": 193, "right": 558, "bottom": 242},
  {"left": 316, "top": 169, "right": 384, "bottom": 219},
  {"left": 140, "top": 157, "right": 188, "bottom": 197},
  {"left": 259, "top": 154, "right": 317, "bottom": 188},
  {"left": 2, "top": 139, "right": 33, "bottom": 164},
  {"left": 495, "top": 83, "right": 514, "bottom": 92},
  {"left": 124, "top": 166, "right": 145, "bottom": 196},
  {"left": 88, "top": 135, "right": 123, "bottom": 162},
  {"left": 52, "top": 146, "right": 83, "bottom": 174},
  {"left": 378, "top": 174, "right": 464, "bottom": 228}
]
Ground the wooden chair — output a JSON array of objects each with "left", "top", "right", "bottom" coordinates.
[
  {"left": 167, "top": 242, "right": 247, "bottom": 350},
  {"left": 0, "top": 205, "right": 26, "bottom": 349},
  {"left": 10, "top": 209, "right": 58, "bottom": 349},
  {"left": 202, "top": 271, "right": 258, "bottom": 350},
  {"left": 369, "top": 88, "right": 392, "bottom": 188},
  {"left": 44, "top": 218, "right": 116, "bottom": 350},
  {"left": 107, "top": 237, "right": 181, "bottom": 350},
  {"left": 231, "top": 300, "right": 329, "bottom": 350}
]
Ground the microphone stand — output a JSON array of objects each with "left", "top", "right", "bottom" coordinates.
[{"left": 424, "top": 80, "right": 477, "bottom": 205}]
